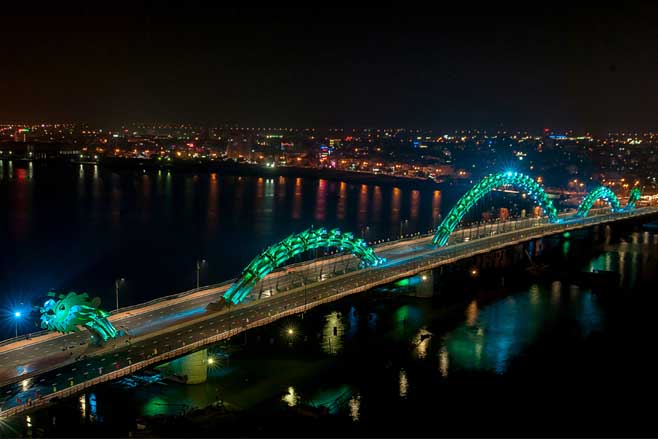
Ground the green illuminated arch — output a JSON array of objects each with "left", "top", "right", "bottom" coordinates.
[
  {"left": 626, "top": 187, "right": 642, "bottom": 210},
  {"left": 433, "top": 172, "right": 558, "bottom": 247},
  {"left": 576, "top": 186, "right": 621, "bottom": 217},
  {"left": 224, "top": 227, "right": 386, "bottom": 304},
  {"left": 576, "top": 186, "right": 642, "bottom": 217}
]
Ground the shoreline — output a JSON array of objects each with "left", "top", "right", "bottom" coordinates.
[{"left": 93, "top": 158, "right": 447, "bottom": 189}]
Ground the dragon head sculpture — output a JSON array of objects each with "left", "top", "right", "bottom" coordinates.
[{"left": 39, "top": 291, "right": 118, "bottom": 342}]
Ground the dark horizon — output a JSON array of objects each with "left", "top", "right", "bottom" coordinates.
[{"left": 2, "top": 5, "right": 658, "bottom": 132}]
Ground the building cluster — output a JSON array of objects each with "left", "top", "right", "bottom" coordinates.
[{"left": 1, "top": 124, "right": 657, "bottom": 192}]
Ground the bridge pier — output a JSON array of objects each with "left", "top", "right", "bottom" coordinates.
[
  {"left": 394, "top": 270, "right": 435, "bottom": 298},
  {"left": 415, "top": 270, "right": 434, "bottom": 297},
  {"left": 168, "top": 349, "right": 208, "bottom": 384}
]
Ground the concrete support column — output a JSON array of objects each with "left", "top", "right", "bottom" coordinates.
[
  {"left": 169, "top": 348, "right": 208, "bottom": 384},
  {"left": 416, "top": 270, "right": 434, "bottom": 298}
]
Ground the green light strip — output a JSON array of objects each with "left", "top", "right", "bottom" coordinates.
[
  {"left": 433, "top": 171, "right": 558, "bottom": 247},
  {"left": 224, "top": 227, "right": 386, "bottom": 304}
]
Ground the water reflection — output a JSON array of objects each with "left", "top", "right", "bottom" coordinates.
[
  {"left": 465, "top": 300, "right": 478, "bottom": 326},
  {"left": 88, "top": 393, "right": 97, "bottom": 422},
  {"left": 579, "top": 290, "right": 603, "bottom": 336},
  {"left": 337, "top": 182, "right": 347, "bottom": 220},
  {"left": 550, "top": 281, "right": 561, "bottom": 306},
  {"left": 255, "top": 178, "right": 275, "bottom": 235},
  {"left": 412, "top": 327, "right": 432, "bottom": 359},
  {"left": 442, "top": 283, "right": 604, "bottom": 374},
  {"left": 207, "top": 173, "right": 219, "bottom": 234},
  {"left": 309, "top": 385, "right": 352, "bottom": 415},
  {"left": 398, "top": 369, "right": 408, "bottom": 398},
  {"left": 390, "top": 187, "right": 401, "bottom": 228},
  {"left": 315, "top": 179, "right": 327, "bottom": 222},
  {"left": 409, "top": 190, "right": 420, "bottom": 224},
  {"left": 439, "top": 346, "right": 449, "bottom": 378},
  {"left": 322, "top": 311, "right": 344, "bottom": 355},
  {"left": 282, "top": 386, "right": 299, "bottom": 407},
  {"left": 358, "top": 185, "right": 368, "bottom": 225},
  {"left": 372, "top": 186, "right": 383, "bottom": 220},
  {"left": 233, "top": 177, "right": 246, "bottom": 222},
  {"left": 11, "top": 167, "right": 31, "bottom": 241},
  {"left": 348, "top": 393, "right": 361, "bottom": 421},
  {"left": 394, "top": 304, "right": 422, "bottom": 339},
  {"left": 25, "top": 415, "right": 32, "bottom": 437},
  {"left": 79, "top": 394, "right": 86, "bottom": 419},
  {"left": 432, "top": 191, "right": 441, "bottom": 228},
  {"left": 292, "top": 178, "right": 302, "bottom": 219}
]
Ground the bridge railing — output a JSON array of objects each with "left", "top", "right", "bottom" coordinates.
[
  {"left": 2, "top": 206, "right": 657, "bottom": 419},
  {"left": 0, "top": 330, "right": 51, "bottom": 350},
  {"left": 107, "top": 280, "right": 236, "bottom": 317}
]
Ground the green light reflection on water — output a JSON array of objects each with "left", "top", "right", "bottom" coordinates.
[{"left": 442, "top": 283, "right": 603, "bottom": 375}]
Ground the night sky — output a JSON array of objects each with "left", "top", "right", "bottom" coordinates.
[{"left": 2, "top": 5, "right": 658, "bottom": 132}]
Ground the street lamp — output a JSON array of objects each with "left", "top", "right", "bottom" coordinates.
[
  {"left": 400, "top": 219, "right": 408, "bottom": 238},
  {"left": 14, "top": 311, "right": 21, "bottom": 337},
  {"left": 196, "top": 259, "right": 207, "bottom": 289},
  {"left": 115, "top": 278, "right": 125, "bottom": 311}
]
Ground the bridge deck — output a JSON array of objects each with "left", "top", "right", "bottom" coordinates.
[{"left": 1, "top": 206, "right": 657, "bottom": 419}]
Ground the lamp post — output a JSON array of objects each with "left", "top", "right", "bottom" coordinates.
[
  {"left": 115, "top": 278, "right": 125, "bottom": 311},
  {"left": 14, "top": 311, "right": 21, "bottom": 337},
  {"left": 400, "top": 219, "right": 408, "bottom": 239},
  {"left": 196, "top": 259, "right": 206, "bottom": 289}
]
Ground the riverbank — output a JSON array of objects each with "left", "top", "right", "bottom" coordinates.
[{"left": 93, "top": 157, "right": 445, "bottom": 190}]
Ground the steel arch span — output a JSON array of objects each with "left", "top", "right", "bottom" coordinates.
[
  {"left": 626, "top": 187, "right": 642, "bottom": 211},
  {"left": 223, "top": 227, "right": 386, "bottom": 304},
  {"left": 576, "top": 186, "right": 642, "bottom": 217},
  {"left": 432, "top": 172, "right": 559, "bottom": 247}
]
